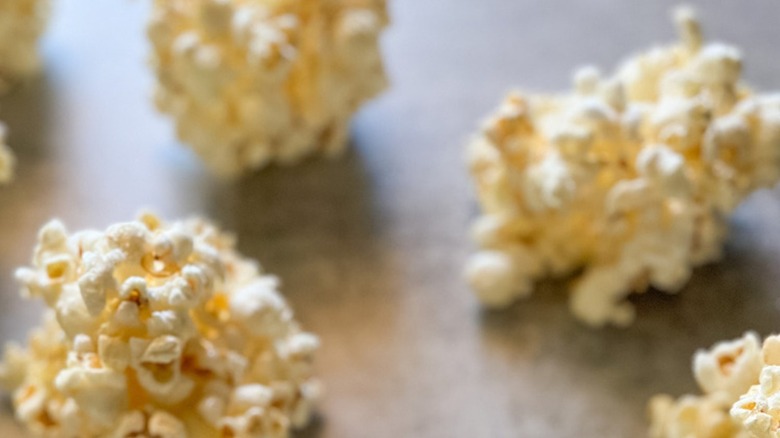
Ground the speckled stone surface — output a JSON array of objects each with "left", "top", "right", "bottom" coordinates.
[{"left": 1, "top": 1, "right": 780, "bottom": 436}]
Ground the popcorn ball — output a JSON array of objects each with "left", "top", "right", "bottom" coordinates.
[
  {"left": 0, "top": 123, "right": 13, "bottom": 183},
  {"left": 148, "top": 0, "right": 389, "bottom": 177},
  {"left": 465, "top": 7, "right": 780, "bottom": 326},
  {"left": 0, "top": 214, "right": 320, "bottom": 437},
  {"left": 649, "top": 333, "right": 780, "bottom": 438},
  {"left": 0, "top": 0, "right": 50, "bottom": 92}
]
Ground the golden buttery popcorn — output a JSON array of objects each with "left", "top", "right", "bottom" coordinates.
[
  {"left": 0, "top": 0, "right": 50, "bottom": 92},
  {"left": 148, "top": 0, "right": 389, "bottom": 177},
  {"left": 649, "top": 332, "right": 780, "bottom": 438},
  {"left": 465, "top": 7, "right": 780, "bottom": 327},
  {"left": 0, "top": 213, "right": 320, "bottom": 437},
  {"left": 0, "top": 123, "right": 13, "bottom": 183}
]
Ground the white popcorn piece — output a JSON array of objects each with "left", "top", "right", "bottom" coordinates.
[
  {"left": 465, "top": 7, "right": 780, "bottom": 326},
  {"left": 731, "top": 367, "right": 780, "bottom": 438},
  {"left": 0, "top": 123, "right": 13, "bottom": 184},
  {"left": 729, "top": 335, "right": 780, "bottom": 438},
  {"left": 148, "top": 411, "right": 187, "bottom": 438},
  {"left": 649, "top": 394, "right": 746, "bottom": 438},
  {"left": 148, "top": 0, "right": 389, "bottom": 177},
  {"left": 693, "top": 333, "right": 763, "bottom": 404},
  {"left": 0, "top": 213, "right": 320, "bottom": 437},
  {"left": 0, "top": 0, "right": 49, "bottom": 92},
  {"left": 648, "top": 333, "right": 780, "bottom": 438}
]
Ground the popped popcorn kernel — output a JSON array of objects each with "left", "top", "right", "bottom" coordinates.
[
  {"left": 729, "top": 335, "right": 780, "bottom": 438},
  {"left": 465, "top": 6, "right": 780, "bottom": 326},
  {"left": 648, "top": 333, "right": 780, "bottom": 438},
  {"left": 149, "top": 0, "right": 389, "bottom": 177},
  {"left": 648, "top": 394, "right": 744, "bottom": 438},
  {"left": 0, "top": 214, "right": 320, "bottom": 437},
  {"left": 0, "top": 0, "right": 49, "bottom": 92}
]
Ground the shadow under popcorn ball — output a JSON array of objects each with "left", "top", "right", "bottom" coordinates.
[
  {"left": 203, "top": 140, "right": 413, "bottom": 437},
  {"left": 0, "top": 71, "right": 56, "bottom": 344}
]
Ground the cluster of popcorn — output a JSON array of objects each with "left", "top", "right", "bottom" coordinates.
[
  {"left": 0, "top": 213, "right": 320, "bottom": 438},
  {"left": 0, "top": 123, "right": 13, "bottom": 183},
  {"left": 465, "top": 7, "right": 780, "bottom": 327},
  {"left": 148, "top": 0, "right": 389, "bottom": 177},
  {"left": 649, "top": 332, "right": 780, "bottom": 438},
  {"left": 0, "top": 0, "right": 50, "bottom": 92}
]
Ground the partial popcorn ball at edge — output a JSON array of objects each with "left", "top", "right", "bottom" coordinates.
[
  {"left": 0, "top": 213, "right": 321, "bottom": 438},
  {"left": 0, "top": 123, "right": 14, "bottom": 183},
  {"left": 465, "top": 6, "right": 780, "bottom": 327},
  {"left": 649, "top": 332, "right": 780, "bottom": 438},
  {"left": 0, "top": 0, "right": 50, "bottom": 92},
  {"left": 148, "top": 0, "right": 389, "bottom": 177}
]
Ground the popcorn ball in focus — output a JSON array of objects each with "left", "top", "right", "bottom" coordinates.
[
  {"left": 465, "top": 7, "right": 780, "bottom": 327},
  {"left": 0, "top": 123, "right": 14, "bottom": 183},
  {"left": 0, "top": 214, "right": 320, "bottom": 437},
  {"left": 649, "top": 333, "right": 780, "bottom": 438},
  {"left": 0, "top": 0, "right": 50, "bottom": 92},
  {"left": 148, "top": 0, "right": 389, "bottom": 177}
]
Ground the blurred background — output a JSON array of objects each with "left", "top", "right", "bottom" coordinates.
[{"left": 1, "top": 0, "right": 780, "bottom": 436}]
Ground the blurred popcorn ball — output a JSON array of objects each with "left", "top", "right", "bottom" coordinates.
[
  {"left": 149, "top": 0, "right": 389, "bottom": 177},
  {"left": 0, "top": 123, "right": 13, "bottom": 183},
  {"left": 465, "top": 7, "right": 780, "bottom": 327},
  {"left": 0, "top": 213, "right": 321, "bottom": 438},
  {"left": 0, "top": 0, "right": 49, "bottom": 183},
  {"left": 0, "top": 0, "right": 50, "bottom": 92},
  {"left": 649, "top": 332, "right": 780, "bottom": 438}
]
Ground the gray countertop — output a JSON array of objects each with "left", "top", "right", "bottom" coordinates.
[{"left": 2, "top": 0, "right": 780, "bottom": 436}]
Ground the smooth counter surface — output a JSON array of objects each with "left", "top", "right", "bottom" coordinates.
[{"left": 2, "top": 1, "right": 780, "bottom": 436}]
